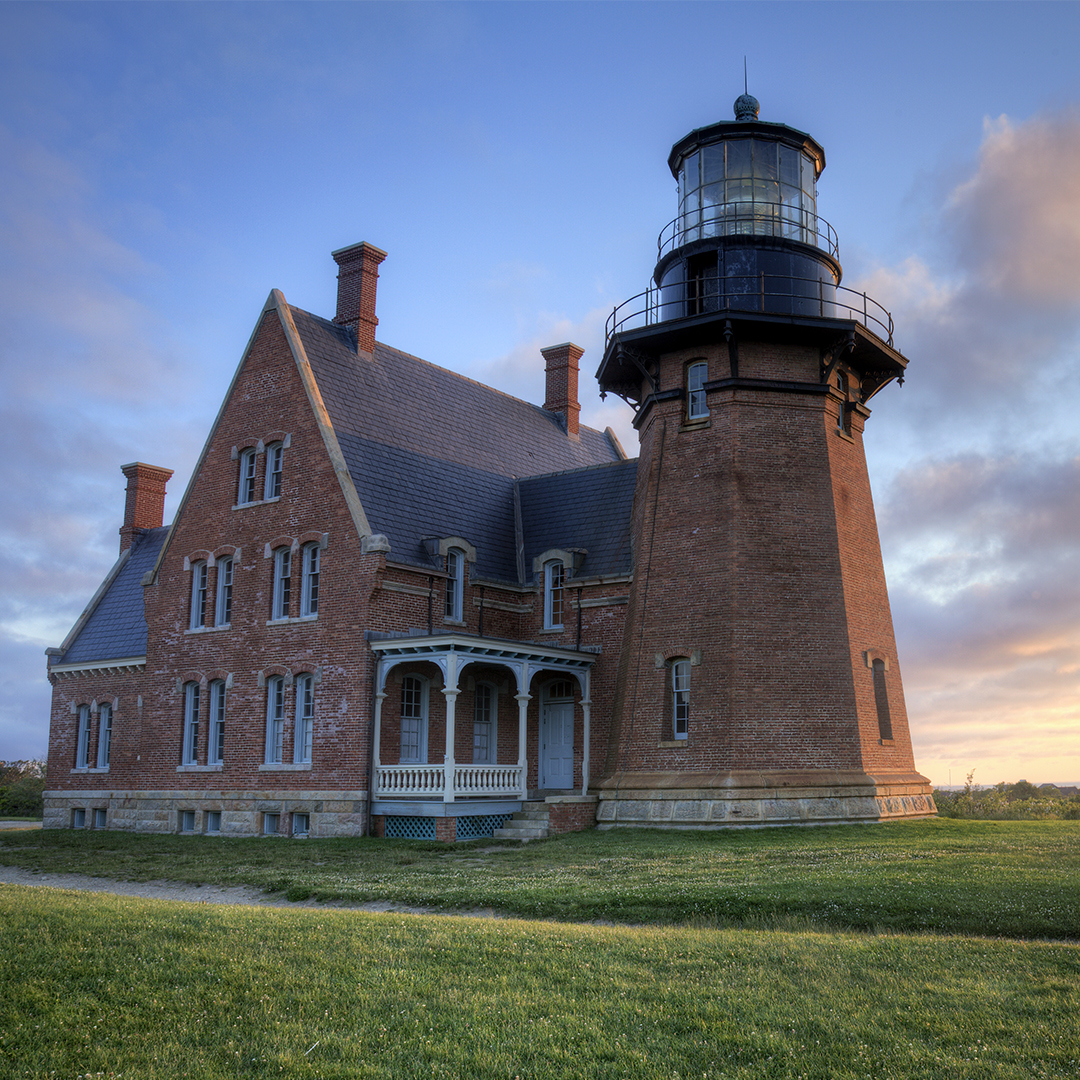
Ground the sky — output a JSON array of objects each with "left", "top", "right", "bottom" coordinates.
[{"left": 2, "top": 1, "right": 1079, "bottom": 788}]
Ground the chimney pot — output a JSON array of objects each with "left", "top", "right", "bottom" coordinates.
[
  {"left": 119, "top": 462, "right": 173, "bottom": 554},
  {"left": 541, "top": 342, "right": 583, "bottom": 438},
  {"left": 332, "top": 241, "right": 387, "bottom": 354}
]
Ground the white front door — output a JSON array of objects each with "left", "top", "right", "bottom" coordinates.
[{"left": 540, "top": 700, "right": 574, "bottom": 789}]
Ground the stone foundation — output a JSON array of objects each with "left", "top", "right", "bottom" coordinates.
[
  {"left": 596, "top": 770, "right": 936, "bottom": 829},
  {"left": 43, "top": 788, "right": 369, "bottom": 837}
]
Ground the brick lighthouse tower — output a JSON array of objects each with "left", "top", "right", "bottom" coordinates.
[{"left": 595, "top": 94, "right": 935, "bottom": 827}]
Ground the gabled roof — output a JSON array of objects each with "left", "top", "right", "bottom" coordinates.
[
  {"left": 519, "top": 459, "right": 638, "bottom": 579},
  {"left": 291, "top": 305, "right": 627, "bottom": 576},
  {"left": 57, "top": 527, "right": 168, "bottom": 666}
]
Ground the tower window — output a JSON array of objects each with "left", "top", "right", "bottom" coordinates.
[
  {"left": 672, "top": 659, "right": 690, "bottom": 740},
  {"left": 872, "top": 658, "right": 893, "bottom": 741},
  {"left": 687, "top": 361, "right": 708, "bottom": 420},
  {"left": 444, "top": 548, "right": 464, "bottom": 622},
  {"left": 836, "top": 371, "right": 851, "bottom": 433},
  {"left": 544, "top": 560, "right": 565, "bottom": 629}
]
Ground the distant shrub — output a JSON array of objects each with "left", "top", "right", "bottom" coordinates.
[
  {"left": 0, "top": 760, "right": 46, "bottom": 818},
  {"left": 935, "top": 771, "right": 1080, "bottom": 820}
]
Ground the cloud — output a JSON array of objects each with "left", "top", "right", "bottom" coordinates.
[{"left": 857, "top": 109, "right": 1080, "bottom": 784}]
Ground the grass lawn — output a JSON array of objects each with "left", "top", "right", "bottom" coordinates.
[
  {"left": 2, "top": 818, "right": 1078, "bottom": 937},
  {"left": 1, "top": 885, "right": 1078, "bottom": 1080}
]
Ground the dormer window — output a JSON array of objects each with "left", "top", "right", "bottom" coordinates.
[
  {"left": 544, "top": 559, "right": 565, "bottom": 630},
  {"left": 444, "top": 548, "right": 464, "bottom": 622}
]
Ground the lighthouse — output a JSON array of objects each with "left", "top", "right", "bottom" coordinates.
[{"left": 595, "top": 94, "right": 936, "bottom": 827}]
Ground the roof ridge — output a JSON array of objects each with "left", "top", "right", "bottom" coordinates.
[{"left": 519, "top": 457, "right": 639, "bottom": 482}]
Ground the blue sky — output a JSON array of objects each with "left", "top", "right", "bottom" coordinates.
[{"left": 3, "top": 1, "right": 1080, "bottom": 787}]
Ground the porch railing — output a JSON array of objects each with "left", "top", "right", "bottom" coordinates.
[{"left": 375, "top": 763, "right": 524, "bottom": 799}]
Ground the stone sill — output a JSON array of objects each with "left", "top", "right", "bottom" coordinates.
[
  {"left": 879, "top": 738, "right": 895, "bottom": 746},
  {"left": 679, "top": 418, "right": 710, "bottom": 433},
  {"left": 177, "top": 764, "right": 224, "bottom": 773},
  {"left": 185, "top": 624, "right": 230, "bottom": 636},
  {"left": 258, "top": 763, "right": 313, "bottom": 772},
  {"left": 71, "top": 767, "right": 110, "bottom": 775},
  {"left": 266, "top": 615, "right": 318, "bottom": 627},
  {"left": 233, "top": 496, "right": 282, "bottom": 511},
  {"left": 657, "top": 740, "right": 688, "bottom": 749}
]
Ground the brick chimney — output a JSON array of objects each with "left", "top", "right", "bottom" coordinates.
[
  {"left": 119, "top": 462, "right": 173, "bottom": 554},
  {"left": 332, "top": 241, "right": 387, "bottom": 354},
  {"left": 542, "top": 342, "right": 583, "bottom": 438}
]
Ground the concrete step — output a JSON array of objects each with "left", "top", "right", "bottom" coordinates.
[
  {"left": 492, "top": 824, "right": 549, "bottom": 840},
  {"left": 492, "top": 806, "right": 551, "bottom": 841}
]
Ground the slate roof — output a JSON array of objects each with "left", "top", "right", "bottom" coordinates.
[
  {"left": 519, "top": 460, "right": 638, "bottom": 579},
  {"left": 59, "top": 527, "right": 168, "bottom": 665},
  {"left": 293, "top": 306, "right": 629, "bottom": 578}
]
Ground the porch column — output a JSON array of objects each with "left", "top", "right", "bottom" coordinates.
[
  {"left": 515, "top": 692, "right": 531, "bottom": 799},
  {"left": 442, "top": 652, "right": 460, "bottom": 803},
  {"left": 372, "top": 691, "right": 386, "bottom": 794},
  {"left": 580, "top": 694, "right": 591, "bottom": 796}
]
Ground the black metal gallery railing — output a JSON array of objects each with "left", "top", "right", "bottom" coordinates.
[
  {"left": 657, "top": 202, "right": 840, "bottom": 261},
  {"left": 605, "top": 273, "right": 894, "bottom": 347}
]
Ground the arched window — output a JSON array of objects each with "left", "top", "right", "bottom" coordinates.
[
  {"left": 190, "top": 560, "right": 208, "bottom": 629},
  {"left": 265, "top": 676, "right": 285, "bottom": 764},
  {"left": 209, "top": 680, "right": 226, "bottom": 764},
  {"left": 238, "top": 447, "right": 258, "bottom": 505},
  {"left": 672, "top": 659, "right": 690, "bottom": 740},
  {"left": 473, "top": 682, "right": 497, "bottom": 764},
  {"left": 301, "top": 543, "right": 320, "bottom": 617},
  {"left": 400, "top": 675, "right": 428, "bottom": 764},
  {"left": 215, "top": 557, "right": 233, "bottom": 626},
  {"left": 96, "top": 702, "right": 112, "bottom": 768},
  {"left": 75, "top": 704, "right": 91, "bottom": 768},
  {"left": 444, "top": 548, "right": 464, "bottom": 622},
  {"left": 544, "top": 559, "right": 565, "bottom": 629},
  {"left": 264, "top": 441, "right": 284, "bottom": 500},
  {"left": 272, "top": 547, "right": 291, "bottom": 620},
  {"left": 687, "top": 361, "right": 708, "bottom": 420},
  {"left": 182, "top": 682, "right": 200, "bottom": 765},
  {"left": 294, "top": 673, "right": 314, "bottom": 764}
]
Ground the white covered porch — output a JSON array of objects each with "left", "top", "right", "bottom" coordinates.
[{"left": 368, "top": 631, "right": 596, "bottom": 803}]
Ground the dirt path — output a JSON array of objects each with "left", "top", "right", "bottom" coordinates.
[{"left": 0, "top": 864, "right": 503, "bottom": 917}]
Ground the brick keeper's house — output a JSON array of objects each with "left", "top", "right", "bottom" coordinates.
[{"left": 44, "top": 96, "right": 935, "bottom": 840}]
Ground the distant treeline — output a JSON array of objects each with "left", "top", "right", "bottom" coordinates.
[
  {"left": 0, "top": 760, "right": 45, "bottom": 818},
  {"left": 934, "top": 773, "right": 1080, "bottom": 820}
]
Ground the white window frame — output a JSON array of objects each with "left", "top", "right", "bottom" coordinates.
[
  {"left": 300, "top": 543, "right": 319, "bottom": 617},
  {"left": 544, "top": 559, "right": 565, "bottom": 630},
  {"left": 75, "top": 704, "right": 91, "bottom": 768},
  {"left": 264, "top": 441, "right": 283, "bottom": 500},
  {"left": 272, "top": 547, "right": 291, "bottom": 620},
  {"left": 215, "top": 557, "right": 233, "bottom": 626},
  {"left": 444, "top": 548, "right": 464, "bottom": 622},
  {"left": 294, "top": 673, "right": 314, "bottom": 764},
  {"left": 209, "top": 680, "right": 226, "bottom": 764},
  {"left": 400, "top": 675, "right": 429, "bottom": 764},
  {"left": 96, "top": 702, "right": 112, "bottom": 769},
  {"left": 672, "top": 659, "right": 690, "bottom": 740},
  {"left": 687, "top": 361, "right": 708, "bottom": 420},
  {"left": 182, "top": 682, "right": 200, "bottom": 765},
  {"left": 238, "top": 447, "right": 258, "bottom": 505},
  {"left": 472, "top": 681, "right": 497, "bottom": 764},
  {"left": 190, "top": 560, "right": 208, "bottom": 629},
  {"left": 265, "top": 676, "right": 285, "bottom": 764}
]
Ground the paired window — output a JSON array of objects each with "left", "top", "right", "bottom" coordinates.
[
  {"left": 75, "top": 705, "right": 91, "bottom": 768},
  {"left": 301, "top": 544, "right": 319, "bottom": 617},
  {"left": 400, "top": 675, "right": 429, "bottom": 763},
  {"left": 215, "top": 557, "right": 233, "bottom": 626},
  {"left": 473, "top": 682, "right": 496, "bottom": 764},
  {"left": 190, "top": 560, "right": 208, "bottom": 629},
  {"left": 96, "top": 703, "right": 112, "bottom": 769},
  {"left": 238, "top": 448, "right": 258, "bottom": 505},
  {"left": 672, "top": 659, "right": 690, "bottom": 740},
  {"left": 294, "top": 673, "right": 314, "bottom": 764},
  {"left": 265, "top": 676, "right": 286, "bottom": 764},
  {"left": 687, "top": 361, "right": 709, "bottom": 420},
  {"left": 444, "top": 548, "right": 464, "bottom": 622},
  {"left": 544, "top": 559, "right": 565, "bottom": 629},
  {"left": 272, "top": 547, "right": 291, "bottom": 620},
  {"left": 264, "top": 442, "right": 284, "bottom": 500},
  {"left": 182, "top": 682, "right": 200, "bottom": 765},
  {"left": 209, "top": 680, "right": 226, "bottom": 765}
]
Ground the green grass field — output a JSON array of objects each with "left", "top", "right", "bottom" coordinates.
[{"left": 2, "top": 820, "right": 1078, "bottom": 1078}]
